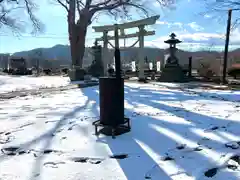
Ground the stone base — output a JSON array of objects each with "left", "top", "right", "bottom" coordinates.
[
  {"left": 99, "top": 126, "right": 131, "bottom": 136},
  {"left": 157, "top": 63, "right": 189, "bottom": 83},
  {"left": 68, "top": 68, "right": 86, "bottom": 81},
  {"left": 92, "top": 117, "right": 131, "bottom": 139}
]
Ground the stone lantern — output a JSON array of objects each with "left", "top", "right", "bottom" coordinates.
[
  {"left": 164, "top": 33, "right": 182, "bottom": 65},
  {"left": 157, "top": 33, "right": 189, "bottom": 83}
]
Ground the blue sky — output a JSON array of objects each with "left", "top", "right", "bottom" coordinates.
[{"left": 1, "top": 0, "right": 240, "bottom": 53}]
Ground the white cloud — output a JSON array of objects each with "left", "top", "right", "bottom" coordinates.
[
  {"left": 178, "top": 32, "right": 224, "bottom": 41},
  {"left": 143, "top": 30, "right": 240, "bottom": 51},
  {"left": 229, "top": 28, "right": 240, "bottom": 44},
  {"left": 156, "top": 21, "right": 183, "bottom": 28},
  {"left": 88, "top": 20, "right": 240, "bottom": 51},
  {"left": 171, "top": 22, "right": 183, "bottom": 28},
  {"left": 157, "top": 21, "right": 204, "bottom": 32},
  {"left": 187, "top": 22, "right": 204, "bottom": 31},
  {"left": 156, "top": 21, "right": 168, "bottom": 25},
  {"left": 204, "top": 14, "right": 212, "bottom": 19},
  {"left": 88, "top": 29, "right": 240, "bottom": 51}
]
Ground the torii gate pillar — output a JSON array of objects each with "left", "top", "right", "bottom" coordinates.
[{"left": 138, "top": 25, "right": 145, "bottom": 81}]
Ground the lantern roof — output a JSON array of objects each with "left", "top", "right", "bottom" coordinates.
[{"left": 164, "top": 33, "right": 182, "bottom": 44}]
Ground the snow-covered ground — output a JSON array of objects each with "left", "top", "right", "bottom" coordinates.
[
  {"left": 0, "top": 75, "right": 70, "bottom": 93},
  {"left": 0, "top": 82, "right": 240, "bottom": 180}
]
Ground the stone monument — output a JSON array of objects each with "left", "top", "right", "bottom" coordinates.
[
  {"left": 157, "top": 33, "right": 188, "bottom": 82},
  {"left": 88, "top": 41, "right": 104, "bottom": 78}
]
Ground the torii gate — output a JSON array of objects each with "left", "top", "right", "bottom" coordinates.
[{"left": 92, "top": 15, "right": 160, "bottom": 80}]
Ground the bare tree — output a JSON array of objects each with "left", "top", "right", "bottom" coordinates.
[
  {"left": 0, "top": 0, "right": 43, "bottom": 33},
  {"left": 54, "top": 0, "right": 174, "bottom": 68},
  {"left": 202, "top": 0, "right": 240, "bottom": 29}
]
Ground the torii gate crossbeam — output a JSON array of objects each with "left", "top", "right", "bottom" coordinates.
[{"left": 92, "top": 15, "right": 160, "bottom": 80}]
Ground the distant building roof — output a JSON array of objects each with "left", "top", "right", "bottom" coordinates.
[{"left": 231, "top": 63, "right": 240, "bottom": 68}]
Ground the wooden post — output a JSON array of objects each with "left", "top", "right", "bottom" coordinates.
[
  {"left": 188, "top": 56, "right": 192, "bottom": 78},
  {"left": 102, "top": 31, "right": 108, "bottom": 76},
  {"left": 138, "top": 25, "right": 145, "bottom": 81},
  {"left": 114, "top": 24, "right": 121, "bottom": 80},
  {"left": 223, "top": 9, "right": 232, "bottom": 84}
]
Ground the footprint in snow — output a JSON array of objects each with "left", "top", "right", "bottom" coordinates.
[
  {"left": 110, "top": 154, "right": 128, "bottom": 159},
  {"left": 32, "top": 149, "right": 62, "bottom": 157},
  {"left": 71, "top": 157, "right": 104, "bottom": 164},
  {"left": 0, "top": 134, "right": 13, "bottom": 144},
  {"left": 45, "top": 120, "right": 58, "bottom": 124},
  {"left": 176, "top": 144, "right": 186, "bottom": 150},
  {"left": 204, "top": 168, "right": 218, "bottom": 178},
  {"left": 193, "top": 147, "right": 203, "bottom": 152},
  {"left": 204, "top": 125, "right": 226, "bottom": 132},
  {"left": 161, "top": 155, "right": 174, "bottom": 161},
  {"left": 70, "top": 154, "right": 129, "bottom": 165},
  {"left": 225, "top": 142, "right": 240, "bottom": 150},
  {"left": 230, "top": 155, "right": 240, "bottom": 165},
  {"left": 1, "top": 146, "right": 28, "bottom": 156},
  {"left": 197, "top": 137, "right": 211, "bottom": 146},
  {"left": 44, "top": 161, "right": 66, "bottom": 168},
  {"left": 227, "top": 164, "right": 238, "bottom": 171},
  {"left": 201, "top": 153, "right": 240, "bottom": 179}
]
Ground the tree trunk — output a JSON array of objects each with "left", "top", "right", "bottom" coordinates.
[
  {"left": 69, "top": 24, "right": 87, "bottom": 68},
  {"left": 68, "top": 10, "right": 90, "bottom": 69},
  {"left": 74, "top": 24, "right": 87, "bottom": 67}
]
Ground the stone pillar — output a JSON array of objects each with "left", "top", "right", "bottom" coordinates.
[
  {"left": 138, "top": 25, "right": 145, "bottom": 81},
  {"left": 157, "top": 61, "right": 161, "bottom": 72}
]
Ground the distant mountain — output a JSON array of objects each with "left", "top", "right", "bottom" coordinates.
[
  {"left": 13, "top": 45, "right": 71, "bottom": 61},
  {"left": 10, "top": 44, "right": 240, "bottom": 69}
]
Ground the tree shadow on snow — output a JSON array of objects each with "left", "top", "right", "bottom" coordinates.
[
  {"left": 0, "top": 95, "right": 91, "bottom": 179},
  {"left": 124, "top": 85, "right": 240, "bottom": 179},
  {"left": 84, "top": 84, "right": 240, "bottom": 179},
  {"left": 1, "top": 83, "right": 239, "bottom": 179},
  {"left": 82, "top": 86, "right": 172, "bottom": 180},
  {"left": 152, "top": 82, "right": 240, "bottom": 102}
]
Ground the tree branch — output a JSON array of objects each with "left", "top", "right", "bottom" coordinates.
[
  {"left": 76, "top": 0, "right": 84, "bottom": 14},
  {"left": 89, "top": 0, "right": 112, "bottom": 9},
  {"left": 1, "top": 0, "right": 43, "bottom": 34},
  {"left": 0, "top": 6, "right": 24, "bottom": 21},
  {"left": 90, "top": 0, "right": 131, "bottom": 13},
  {"left": 85, "top": 0, "right": 93, "bottom": 9},
  {"left": 56, "top": 0, "right": 69, "bottom": 11},
  {"left": 23, "top": 0, "right": 42, "bottom": 33}
]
